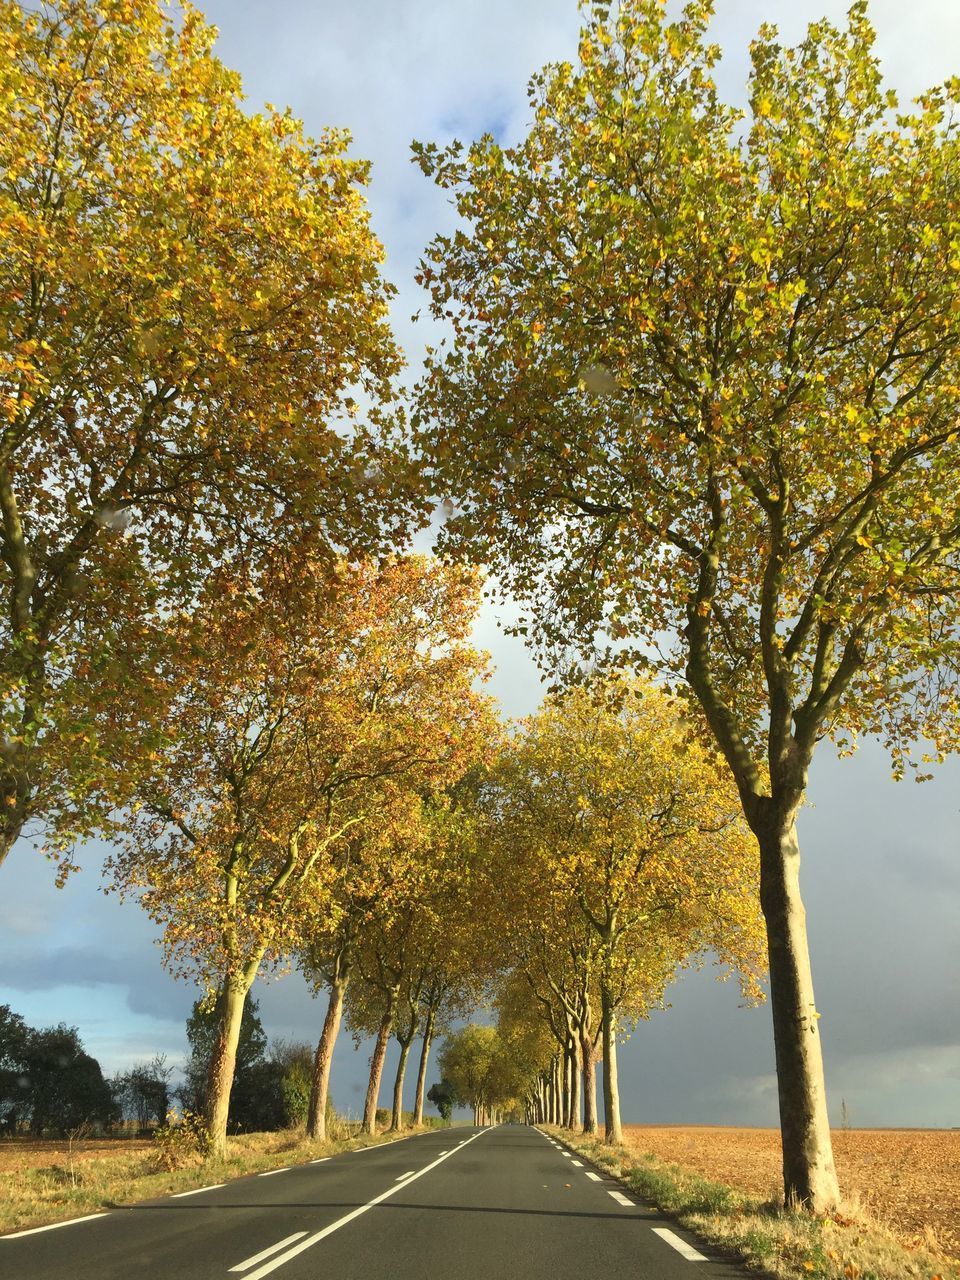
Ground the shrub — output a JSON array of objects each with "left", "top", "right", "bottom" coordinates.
[{"left": 151, "top": 1111, "right": 209, "bottom": 1171}]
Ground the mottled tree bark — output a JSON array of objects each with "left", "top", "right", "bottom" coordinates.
[
  {"left": 362, "top": 1003, "right": 395, "bottom": 1136},
  {"left": 758, "top": 812, "right": 840, "bottom": 1209},
  {"left": 568, "top": 1033, "right": 581, "bottom": 1130},
  {"left": 600, "top": 975, "right": 621, "bottom": 1144},
  {"left": 204, "top": 955, "right": 262, "bottom": 1159},
  {"left": 390, "top": 1036, "right": 413, "bottom": 1131},
  {"left": 413, "top": 1009, "right": 435, "bottom": 1126},
  {"left": 306, "top": 967, "right": 349, "bottom": 1141},
  {"left": 580, "top": 1028, "right": 598, "bottom": 1135}
]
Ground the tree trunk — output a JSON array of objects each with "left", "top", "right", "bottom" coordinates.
[
  {"left": 580, "top": 1029, "right": 598, "bottom": 1135},
  {"left": 204, "top": 966, "right": 258, "bottom": 1159},
  {"left": 306, "top": 971, "right": 348, "bottom": 1141},
  {"left": 413, "top": 1010, "right": 435, "bottom": 1126},
  {"left": 600, "top": 976, "right": 622, "bottom": 1144},
  {"left": 552, "top": 1058, "right": 561, "bottom": 1124},
  {"left": 561, "top": 1044, "right": 571, "bottom": 1127},
  {"left": 362, "top": 1006, "right": 394, "bottom": 1136},
  {"left": 759, "top": 816, "right": 840, "bottom": 1210},
  {"left": 568, "top": 1034, "right": 581, "bottom": 1130},
  {"left": 390, "top": 1036, "right": 413, "bottom": 1131},
  {"left": 0, "top": 798, "right": 26, "bottom": 869}
]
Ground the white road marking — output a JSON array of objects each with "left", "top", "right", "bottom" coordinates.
[
  {"left": 236, "top": 1128, "right": 490, "bottom": 1280},
  {"left": 309, "top": 1158, "right": 331, "bottom": 1165},
  {"left": 171, "top": 1183, "right": 226, "bottom": 1198},
  {"left": 395, "top": 1170, "right": 416, "bottom": 1181},
  {"left": 257, "top": 1167, "right": 290, "bottom": 1177},
  {"left": 571, "top": 1160, "right": 584, "bottom": 1167},
  {"left": 652, "top": 1228, "right": 708, "bottom": 1261},
  {"left": 608, "top": 1191, "right": 635, "bottom": 1207},
  {"left": 349, "top": 1134, "right": 415, "bottom": 1154},
  {"left": 585, "top": 1172, "right": 602, "bottom": 1182},
  {"left": 3, "top": 1213, "right": 108, "bottom": 1238},
  {"left": 229, "top": 1232, "right": 309, "bottom": 1272},
  {"left": 562, "top": 1152, "right": 572, "bottom": 1158}
]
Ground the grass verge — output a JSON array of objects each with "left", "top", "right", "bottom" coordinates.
[
  {"left": 0, "top": 1122, "right": 449, "bottom": 1237},
  {"left": 548, "top": 1128, "right": 958, "bottom": 1280}
]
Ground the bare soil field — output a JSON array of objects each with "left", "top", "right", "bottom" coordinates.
[
  {"left": 622, "top": 1125, "right": 960, "bottom": 1256},
  {"left": 0, "top": 1136, "right": 154, "bottom": 1174}
]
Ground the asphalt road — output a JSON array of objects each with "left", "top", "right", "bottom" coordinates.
[{"left": 0, "top": 1125, "right": 750, "bottom": 1280}]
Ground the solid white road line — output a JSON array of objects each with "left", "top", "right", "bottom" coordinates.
[
  {"left": 608, "top": 1191, "right": 635, "bottom": 1207},
  {"left": 652, "top": 1228, "right": 707, "bottom": 1262},
  {"left": 171, "top": 1183, "right": 226, "bottom": 1198},
  {"left": 4, "top": 1213, "right": 108, "bottom": 1239},
  {"left": 585, "top": 1172, "right": 602, "bottom": 1182},
  {"left": 309, "top": 1158, "right": 331, "bottom": 1165},
  {"left": 229, "top": 1232, "right": 309, "bottom": 1272},
  {"left": 257, "top": 1167, "right": 290, "bottom": 1177},
  {"left": 236, "top": 1128, "right": 490, "bottom": 1280},
  {"left": 571, "top": 1160, "right": 583, "bottom": 1167}
]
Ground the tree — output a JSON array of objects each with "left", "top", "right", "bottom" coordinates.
[
  {"left": 0, "top": 0, "right": 418, "bottom": 876},
  {"left": 178, "top": 995, "right": 269, "bottom": 1126},
  {"left": 438, "top": 1024, "right": 523, "bottom": 1125},
  {"left": 4, "top": 1019, "right": 117, "bottom": 1135},
  {"left": 413, "top": 0, "right": 960, "bottom": 1208},
  {"left": 346, "top": 888, "right": 424, "bottom": 1136},
  {"left": 111, "top": 553, "right": 491, "bottom": 1157},
  {"left": 426, "top": 1078, "right": 456, "bottom": 1122},
  {"left": 487, "top": 678, "right": 765, "bottom": 1142},
  {"left": 114, "top": 1054, "right": 173, "bottom": 1131},
  {"left": 269, "top": 1041, "right": 316, "bottom": 1130},
  {"left": 299, "top": 797, "right": 428, "bottom": 1142},
  {"left": 0, "top": 1004, "right": 30, "bottom": 1132},
  {"left": 495, "top": 976, "right": 559, "bottom": 1127}
]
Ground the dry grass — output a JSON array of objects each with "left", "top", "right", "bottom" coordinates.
[
  {"left": 553, "top": 1127, "right": 959, "bottom": 1280},
  {"left": 621, "top": 1125, "right": 960, "bottom": 1257},
  {"left": 0, "top": 1123, "right": 444, "bottom": 1237}
]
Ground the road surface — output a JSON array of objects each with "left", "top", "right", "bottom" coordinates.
[{"left": 1, "top": 1125, "right": 749, "bottom": 1279}]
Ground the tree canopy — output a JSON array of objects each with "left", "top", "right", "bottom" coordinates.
[
  {"left": 0, "top": 0, "right": 420, "bottom": 874},
  {"left": 412, "top": 0, "right": 960, "bottom": 1209}
]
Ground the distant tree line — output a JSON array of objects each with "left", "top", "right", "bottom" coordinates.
[
  {"left": 0, "top": 1005, "right": 116, "bottom": 1136},
  {"left": 0, "top": 999, "right": 315, "bottom": 1139}
]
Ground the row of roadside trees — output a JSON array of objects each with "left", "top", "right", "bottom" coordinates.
[{"left": 3, "top": 0, "right": 958, "bottom": 1215}]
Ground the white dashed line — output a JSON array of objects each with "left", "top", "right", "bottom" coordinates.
[
  {"left": 652, "top": 1228, "right": 707, "bottom": 1261},
  {"left": 571, "top": 1160, "right": 583, "bottom": 1167},
  {"left": 3, "top": 1213, "right": 108, "bottom": 1239},
  {"left": 562, "top": 1152, "right": 572, "bottom": 1158},
  {"left": 309, "top": 1158, "right": 331, "bottom": 1165},
  {"left": 229, "top": 1232, "right": 309, "bottom": 1272},
  {"left": 171, "top": 1183, "right": 226, "bottom": 1198},
  {"left": 257, "top": 1167, "right": 290, "bottom": 1177},
  {"left": 395, "top": 1170, "right": 416, "bottom": 1181},
  {"left": 585, "top": 1171, "right": 602, "bottom": 1182},
  {"left": 608, "top": 1191, "right": 634, "bottom": 1207}
]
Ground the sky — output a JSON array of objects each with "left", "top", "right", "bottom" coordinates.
[{"left": 2, "top": 0, "right": 959, "bottom": 1130}]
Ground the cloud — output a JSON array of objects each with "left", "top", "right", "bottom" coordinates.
[{"left": 2, "top": 0, "right": 959, "bottom": 1130}]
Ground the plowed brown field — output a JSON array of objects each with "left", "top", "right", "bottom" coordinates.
[
  {"left": 0, "top": 1136, "right": 153, "bottom": 1173},
  {"left": 622, "top": 1125, "right": 960, "bottom": 1255}
]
